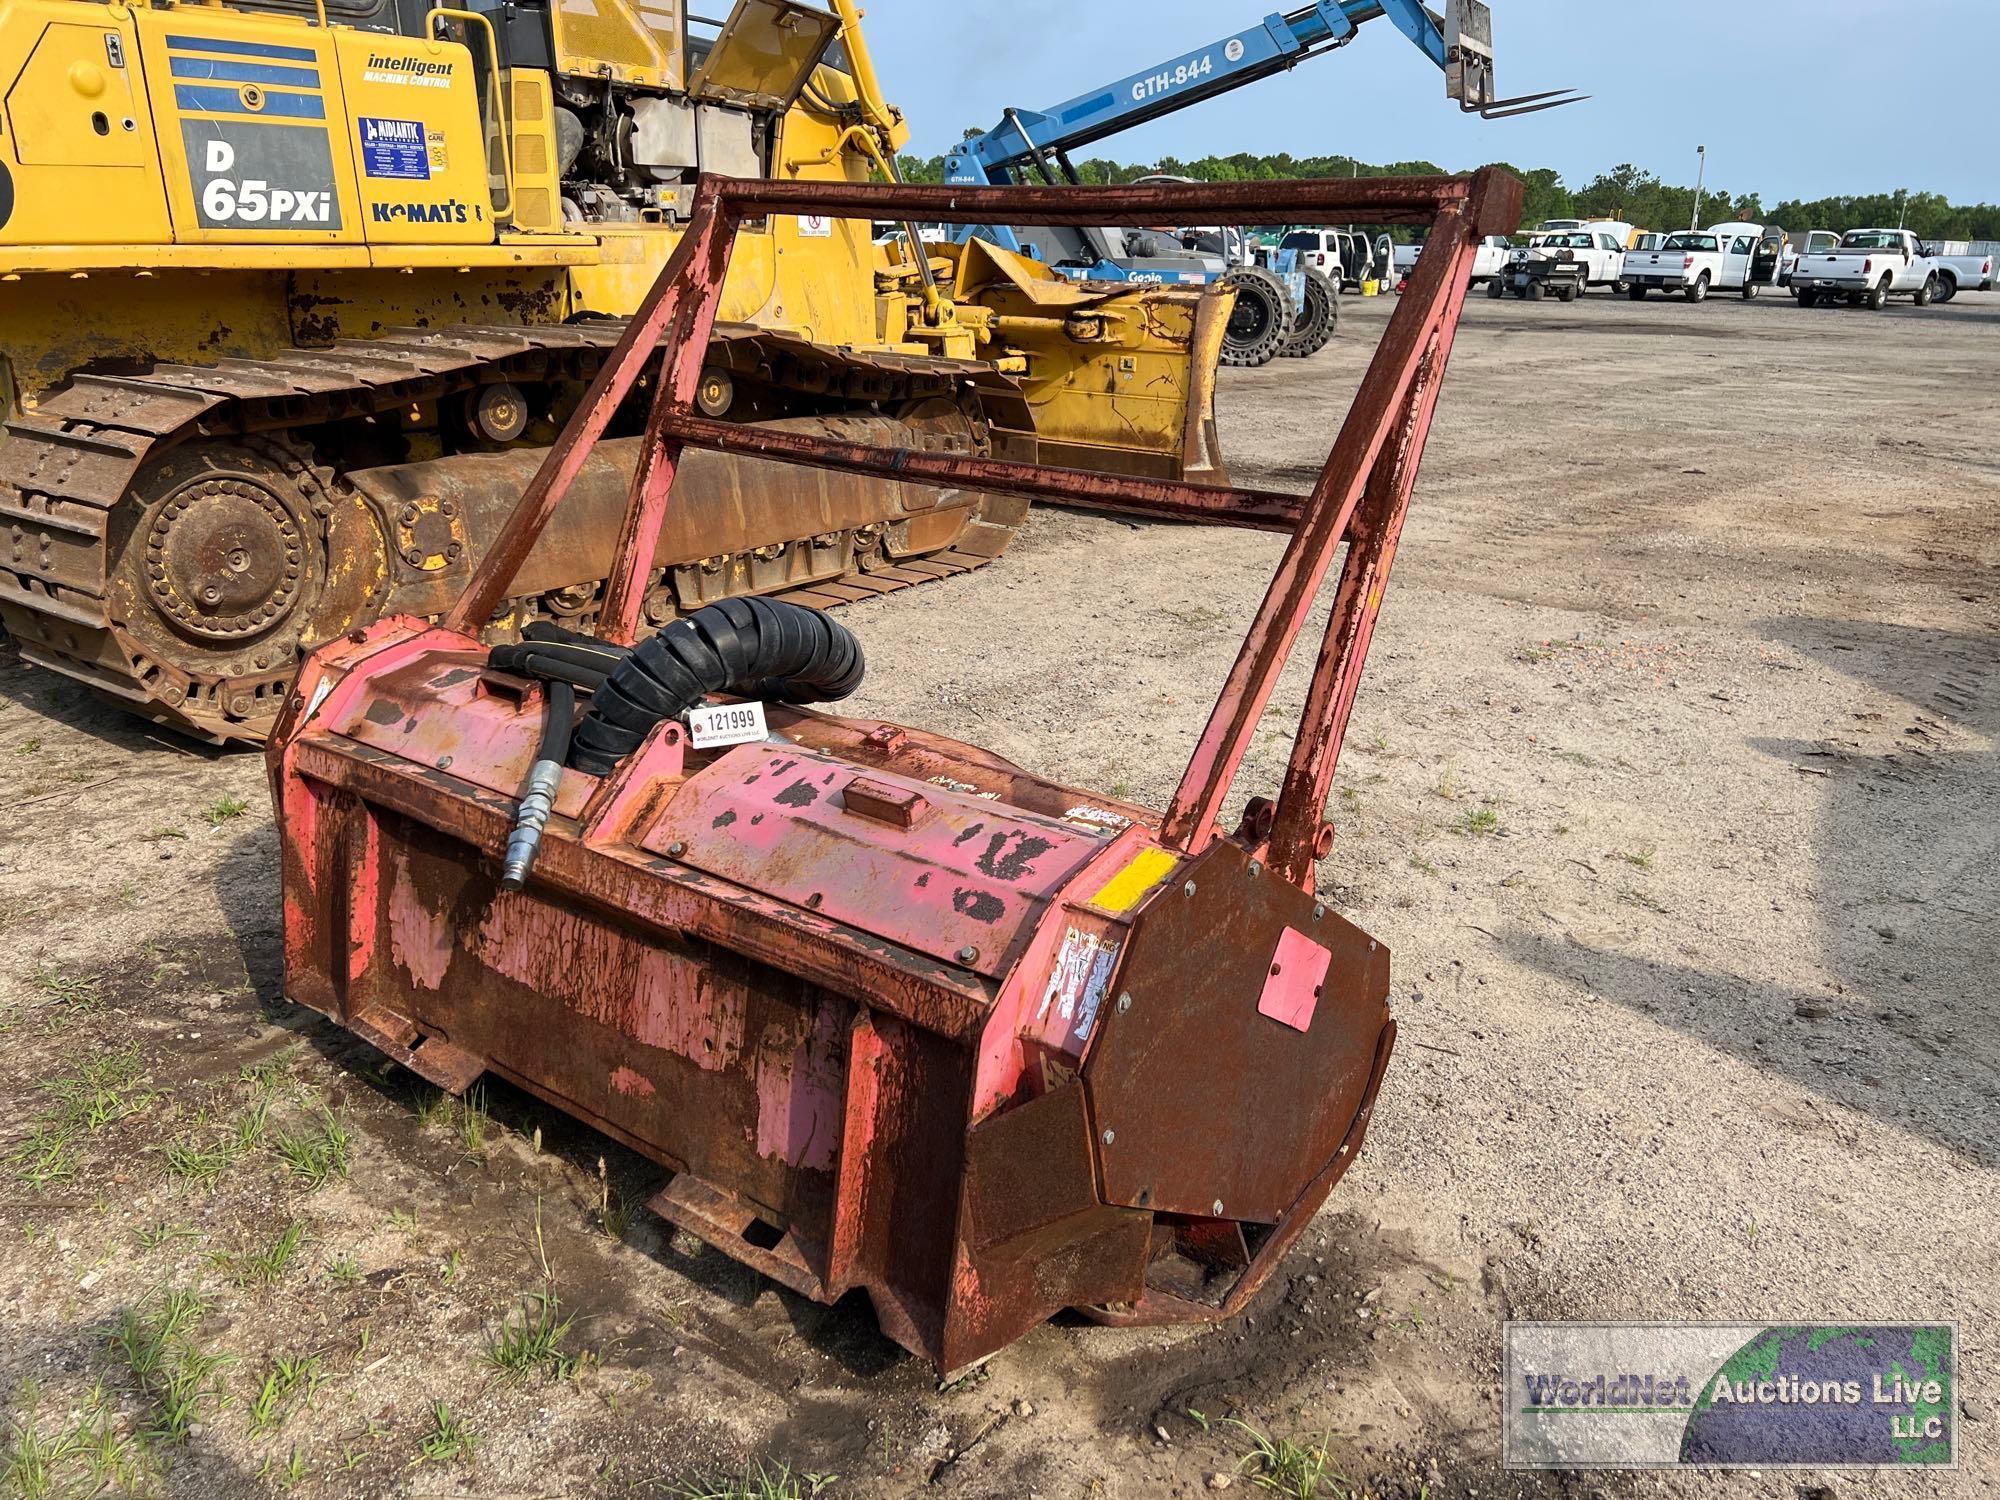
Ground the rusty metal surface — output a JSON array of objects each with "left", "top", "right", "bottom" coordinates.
[
  {"left": 1082, "top": 840, "right": 1391, "bottom": 1224},
  {"left": 0, "top": 316, "right": 1020, "bottom": 744},
  {"left": 346, "top": 408, "right": 990, "bottom": 608},
  {"left": 656, "top": 414, "right": 1300, "bottom": 532},
  {"left": 713, "top": 174, "right": 1514, "bottom": 231},
  {"left": 0, "top": 321, "right": 624, "bottom": 740},
  {"left": 638, "top": 743, "right": 1115, "bottom": 980},
  {"left": 1086, "top": 1014, "right": 1397, "bottom": 1329},
  {"left": 1162, "top": 169, "right": 1511, "bottom": 883},
  {"left": 271, "top": 170, "right": 1519, "bottom": 1374}
]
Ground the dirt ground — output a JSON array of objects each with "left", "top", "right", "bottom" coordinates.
[{"left": 0, "top": 285, "right": 1993, "bottom": 1499}]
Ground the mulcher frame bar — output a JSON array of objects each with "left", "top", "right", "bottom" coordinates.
[{"left": 445, "top": 169, "right": 1522, "bottom": 888}]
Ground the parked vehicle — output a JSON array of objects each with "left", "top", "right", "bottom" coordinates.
[
  {"left": 1623, "top": 224, "right": 1789, "bottom": 302},
  {"left": 1471, "top": 235, "right": 1515, "bottom": 284},
  {"left": 1918, "top": 241, "right": 1995, "bottom": 301},
  {"left": 1781, "top": 231, "right": 1839, "bottom": 284},
  {"left": 1716, "top": 222, "right": 1796, "bottom": 288},
  {"left": 1791, "top": 229, "right": 1939, "bottom": 308},
  {"left": 1493, "top": 223, "right": 1630, "bottom": 301},
  {"left": 1270, "top": 228, "right": 1374, "bottom": 290},
  {"left": 1393, "top": 234, "right": 1512, "bottom": 285}
]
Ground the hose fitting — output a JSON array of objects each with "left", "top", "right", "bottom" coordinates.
[
  {"left": 497, "top": 677, "right": 576, "bottom": 892},
  {"left": 500, "top": 757, "right": 564, "bottom": 891}
]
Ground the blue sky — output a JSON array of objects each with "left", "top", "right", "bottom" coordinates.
[{"left": 860, "top": 1, "right": 1996, "bottom": 204}]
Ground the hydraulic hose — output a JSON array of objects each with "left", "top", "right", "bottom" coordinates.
[
  {"left": 498, "top": 676, "right": 575, "bottom": 892},
  {"left": 489, "top": 621, "right": 629, "bottom": 693},
  {"left": 568, "top": 597, "right": 865, "bottom": 776}
]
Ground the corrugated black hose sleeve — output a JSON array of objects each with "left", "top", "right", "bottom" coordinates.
[{"left": 569, "top": 597, "right": 865, "bottom": 775}]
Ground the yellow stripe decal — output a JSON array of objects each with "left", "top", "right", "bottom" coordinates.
[{"left": 1088, "top": 846, "right": 1179, "bottom": 915}]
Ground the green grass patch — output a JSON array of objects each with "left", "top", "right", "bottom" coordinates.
[
  {"left": 416, "top": 1402, "right": 476, "bottom": 1464},
  {"left": 203, "top": 795, "right": 252, "bottom": 827},
  {"left": 246, "top": 1354, "right": 322, "bottom": 1437},
  {"left": 1453, "top": 807, "right": 1502, "bottom": 836},
  {"left": 271, "top": 1111, "right": 351, "bottom": 1189},
  {"left": 481, "top": 1289, "right": 577, "bottom": 1385},
  {"left": 0, "top": 1382, "right": 143, "bottom": 1498},
  {"left": 662, "top": 1461, "right": 839, "bottom": 1499},
  {"left": 110, "top": 1286, "right": 233, "bottom": 1447},
  {"left": 213, "top": 1219, "right": 306, "bottom": 1287},
  {"left": 29, "top": 966, "right": 101, "bottom": 1014},
  {"left": 456, "top": 1087, "right": 489, "bottom": 1158},
  {"left": 325, "top": 1254, "right": 362, "bottom": 1287},
  {"left": 1230, "top": 1421, "right": 1349, "bottom": 1497}
]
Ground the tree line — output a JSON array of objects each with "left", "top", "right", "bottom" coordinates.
[{"left": 898, "top": 150, "right": 2000, "bottom": 242}]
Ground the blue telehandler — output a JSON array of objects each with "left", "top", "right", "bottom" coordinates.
[{"left": 942, "top": 0, "right": 1580, "bottom": 364}]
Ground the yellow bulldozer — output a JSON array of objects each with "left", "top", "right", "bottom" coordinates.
[{"left": 0, "top": 0, "right": 1227, "bottom": 742}]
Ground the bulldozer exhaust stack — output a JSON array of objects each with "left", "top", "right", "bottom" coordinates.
[{"left": 269, "top": 170, "right": 1523, "bottom": 1375}]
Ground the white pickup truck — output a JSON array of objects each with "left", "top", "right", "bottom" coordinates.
[
  {"left": 1623, "top": 224, "right": 1787, "bottom": 302},
  {"left": 1918, "top": 241, "right": 1994, "bottom": 301},
  {"left": 1791, "top": 229, "right": 1938, "bottom": 309},
  {"left": 1395, "top": 234, "right": 1512, "bottom": 286}
]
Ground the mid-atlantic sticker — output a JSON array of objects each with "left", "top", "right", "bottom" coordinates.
[
  {"left": 182, "top": 121, "right": 340, "bottom": 230},
  {"left": 359, "top": 116, "right": 429, "bottom": 180}
]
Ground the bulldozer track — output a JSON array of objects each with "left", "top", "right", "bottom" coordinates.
[{"left": 0, "top": 321, "right": 1014, "bottom": 743}]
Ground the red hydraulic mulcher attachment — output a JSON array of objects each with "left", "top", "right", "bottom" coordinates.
[{"left": 269, "top": 170, "right": 1522, "bottom": 1377}]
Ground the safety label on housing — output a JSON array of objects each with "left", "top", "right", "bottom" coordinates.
[{"left": 1503, "top": 1322, "right": 1956, "bottom": 1469}]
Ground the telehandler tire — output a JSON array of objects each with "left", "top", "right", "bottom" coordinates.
[
  {"left": 1218, "top": 266, "right": 1294, "bottom": 367},
  {"left": 1276, "top": 266, "right": 1339, "bottom": 358}
]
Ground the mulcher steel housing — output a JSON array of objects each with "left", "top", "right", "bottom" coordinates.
[{"left": 270, "top": 169, "right": 1523, "bottom": 1375}]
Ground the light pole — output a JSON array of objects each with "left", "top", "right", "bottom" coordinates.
[
  {"left": 1691, "top": 145, "right": 1707, "bottom": 230},
  {"left": 1896, "top": 188, "right": 1909, "bottom": 230}
]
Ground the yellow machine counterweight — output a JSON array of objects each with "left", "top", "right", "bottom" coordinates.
[{"left": 0, "top": 0, "right": 1229, "bottom": 741}]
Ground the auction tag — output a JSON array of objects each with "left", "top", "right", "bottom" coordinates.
[{"left": 687, "top": 700, "right": 767, "bottom": 749}]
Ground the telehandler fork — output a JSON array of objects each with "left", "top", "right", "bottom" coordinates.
[{"left": 269, "top": 169, "right": 1522, "bottom": 1375}]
